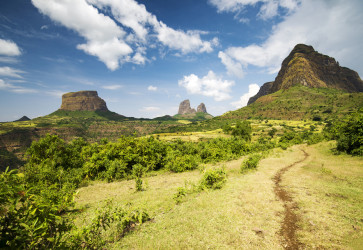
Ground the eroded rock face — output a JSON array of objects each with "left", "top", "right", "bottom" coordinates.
[
  {"left": 60, "top": 91, "right": 108, "bottom": 111},
  {"left": 248, "top": 44, "right": 363, "bottom": 105},
  {"left": 178, "top": 100, "right": 196, "bottom": 115},
  {"left": 271, "top": 44, "right": 363, "bottom": 93},
  {"left": 247, "top": 82, "right": 273, "bottom": 106},
  {"left": 197, "top": 103, "right": 207, "bottom": 113}
]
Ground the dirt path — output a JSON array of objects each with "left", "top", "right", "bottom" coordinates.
[{"left": 273, "top": 149, "right": 309, "bottom": 249}]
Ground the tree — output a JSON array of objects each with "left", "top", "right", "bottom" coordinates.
[
  {"left": 231, "top": 121, "right": 252, "bottom": 141},
  {"left": 336, "top": 111, "right": 362, "bottom": 155}
]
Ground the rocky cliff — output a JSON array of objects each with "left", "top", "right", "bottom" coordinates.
[
  {"left": 197, "top": 103, "right": 207, "bottom": 113},
  {"left": 248, "top": 44, "right": 363, "bottom": 104},
  {"left": 60, "top": 91, "right": 108, "bottom": 111},
  {"left": 178, "top": 100, "right": 196, "bottom": 115},
  {"left": 178, "top": 100, "right": 208, "bottom": 115},
  {"left": 247, "top": 82, "right": 273, "bottom": 105}
]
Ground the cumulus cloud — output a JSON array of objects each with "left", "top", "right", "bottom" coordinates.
[
  {"left": 32, "top": 0, "right": 216, "bottom": 70},
  {"left": 209, "top": 0, "right": 300, "bottom": 19},
  {"left": 231, "top": 83, "right": 260, "bottom": 108},
  {"left": 0, "top": 67, "right": 25, "bottom": 78},
  {"left": 0, "top": 79, "right": 37, "bottom": 94},
  {"left": 178, "top": 71, "right": 234, "bottom": 101},
  {"left": 31, "top": 0, "right": 132, "bottom": 71},
  {"left": 0, "top": 39, "right": 21, "bottom": 56},
  {"left": 147, "top": 85, "right": 157, "bottom": 91},
  {"left": 102, "top": 84, "right": 122, "bottom": 90},
  {"left": 219, "top": 0, "right": 363, "bottom": 77}
]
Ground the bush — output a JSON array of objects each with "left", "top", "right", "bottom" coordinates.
[
  {"left": 336, "top": 111, "right": 363, "bottom": 156},
  {"left": 0, "top": 168, "right": 74, "bottom": 249},
  {"left": 241, "top": 154, "right": 262, "bottom": 172},
  {"left": 69, "top": 201, "right": 149, "bottom": 249},
  {"left": 165, "top": 154, "right": 199, "bottom": 172},
  {"left": 132, "top": 164, "right": 145, "bottom": 191},
  {"left": 199, "top": 167, "right": 227, "bottom": 190},
  {"left": 231, "top": 121, "right": 252, "bottom": 141}
]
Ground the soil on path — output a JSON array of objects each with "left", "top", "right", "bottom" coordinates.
[{"left": 273, "top": 149, "right": 309, "bottom": 249}]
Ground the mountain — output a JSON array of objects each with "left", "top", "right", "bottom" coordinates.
[
  {"left": 248, "top": 44, "right": 363, "bottom": 105},
  {"left": 14, "top": 116, "right": 31, "bottom": 122},
  {"left": 60, "top": 90, "right": 109, "bottom": 111},
  {"left": 178, "top": 100, "right": 197, "bottom": 115},
  {"left": 175, "top": 99, "right": 212, "bottom": 121}
]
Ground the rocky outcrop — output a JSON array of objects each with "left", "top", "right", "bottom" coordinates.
[
  {"left": 248, "top": 44, "right": 363, "bottom": 105},
  {"left": 247, "top": 82, "right": 273, "bottom": 105},
  {"left": 197, "top": 103, "right": 207, "bottom": 113},
  {"left": 60, "top": 91, "right": 108, "bottom": 111},
  {"left": 178, "top": 100, "right": 209, "bottom": 115},
  {"left": 178, "top": 100, "right": 196, "bottom": 115},
  {"left": 270, "top": 44, "right": 363, "bottom": 93}
]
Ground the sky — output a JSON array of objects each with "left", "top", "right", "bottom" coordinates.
[{"left": 0, "top": 0, "right": 362, "bottom": 121}]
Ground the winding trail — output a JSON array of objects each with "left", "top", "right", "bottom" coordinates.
[{"left": 273, "top": 149, "right": 309, "bottom": 250}]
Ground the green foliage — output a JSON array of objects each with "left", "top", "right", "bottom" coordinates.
[
  {"left": 165, "top": 154, "right": 199, "bottom": 172},
  {"left": 69, "top": 200, "right": 149, "bottom": 249},
  {"left": 241, "top": 154, "right": 262, "bottom": 172},
  {"left": 132, "top": 164, "right": 144, "bottom": 191},
  {"left": 335, "top": 111, "right": 363, "bottom": 155},
  {"left": 268, "top": 127, "right": 277, "bottom": 137},
  {"left": 173, "top": 187, "right": 187, "bottom": 204},
  {"left": 199, "top": 167, "right": 227, "bottom": 190},
  {"left": 230, "top": 121, "right": 252, "bottom": 141},
  {"left": 0, "top": 168, "right": 74, "bottom": 249}
]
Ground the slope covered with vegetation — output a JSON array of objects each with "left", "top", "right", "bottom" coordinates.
[{"left": 1, "top": 110, "right": 361, "bottom": 248}]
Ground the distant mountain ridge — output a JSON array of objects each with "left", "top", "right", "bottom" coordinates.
[{"left": 248, "top": 44, "right": 363, "bottom": 105}]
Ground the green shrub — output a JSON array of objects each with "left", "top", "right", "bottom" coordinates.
[
  {"left": 241, "top": 154, "right": 262, "bottom": 172},
  {"left": 199, "top": 167, "right": 227, "bottom": 190},
  {"left": 69, "top": 201, "right": 149, "bottom": 249},
  {"left": 0, "top": 168, "right": 74, "bottom": 249},
  {"left": 336, "top": 111, "right": 363, "bottom": 156},
  {"left": 165, "top": 154, "right": 199, "bottom": 172},
  {"left": 132, "top": 164, "right": 145, "bottom": 191},
  {"left": 173, "top": 187, "right": 187, "bottom": 204}
]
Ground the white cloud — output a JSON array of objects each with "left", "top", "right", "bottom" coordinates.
[
  {"left": 0, "top": 79, "right": 38, "bottom": 94},
  {"left": 0, "top": 39, "right": 21, "bottom": 56},
  {"left": 178, "top": 71, "right": 234, "bottom": 101},
  {"left": 0, "top": 67, "right": 25, "bottom": 78},
  {"left": 219, "top": 0, "right": 363, "bottom": 77},
  {"left": 32, "top": 0, "right": 132, "bottom": 71},
  {"left": 102, "top": 84, "right": 122, "bottom": 90},
  {"left": 209, "top": 0, "right": 300, "bottom": 19},
  {"left": 231, "top": 83, "right": 260, "bottom": 108},
  {"left": 147, "top": 85, "right": 157, "bottom": 91},
  {"left": 32, "top": 0, "right": 216, "bottom": 70},
  {"left": 218, "top": 51, "right": 244, "bottom": 78}
]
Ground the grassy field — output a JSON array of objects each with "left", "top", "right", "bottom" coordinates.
[{"left": 73, "top": 141, "right": 362, "bottom": 249}]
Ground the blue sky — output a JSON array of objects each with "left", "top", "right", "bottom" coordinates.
[{"left": 0, "top": 0, "right": 362, "bottom": 121}]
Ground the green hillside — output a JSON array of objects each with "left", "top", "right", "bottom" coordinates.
[
  {"left": 160, "top": 85, "right": 363, "bottom": 133},
  {"left": 223, "top": 85, "right": 362, "bottom": 121}
]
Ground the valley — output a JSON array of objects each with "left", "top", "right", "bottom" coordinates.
[{"left": 1, "top": 43, "right": 362, "bottom": 249}]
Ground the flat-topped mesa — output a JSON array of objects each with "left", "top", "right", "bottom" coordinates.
[
  {"left": 60, "top": 91, "right": 109, "bottom": 111},
  {"left": 178, "top": 99, "right": 196, "bottom": 115}
]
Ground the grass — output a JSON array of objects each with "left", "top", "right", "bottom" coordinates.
[
  {"left": 72, "top": 142, "right": 362, "bottom": 248},
  {"left": 282, "top": 141, "right": 363, "bottom": 249}
]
